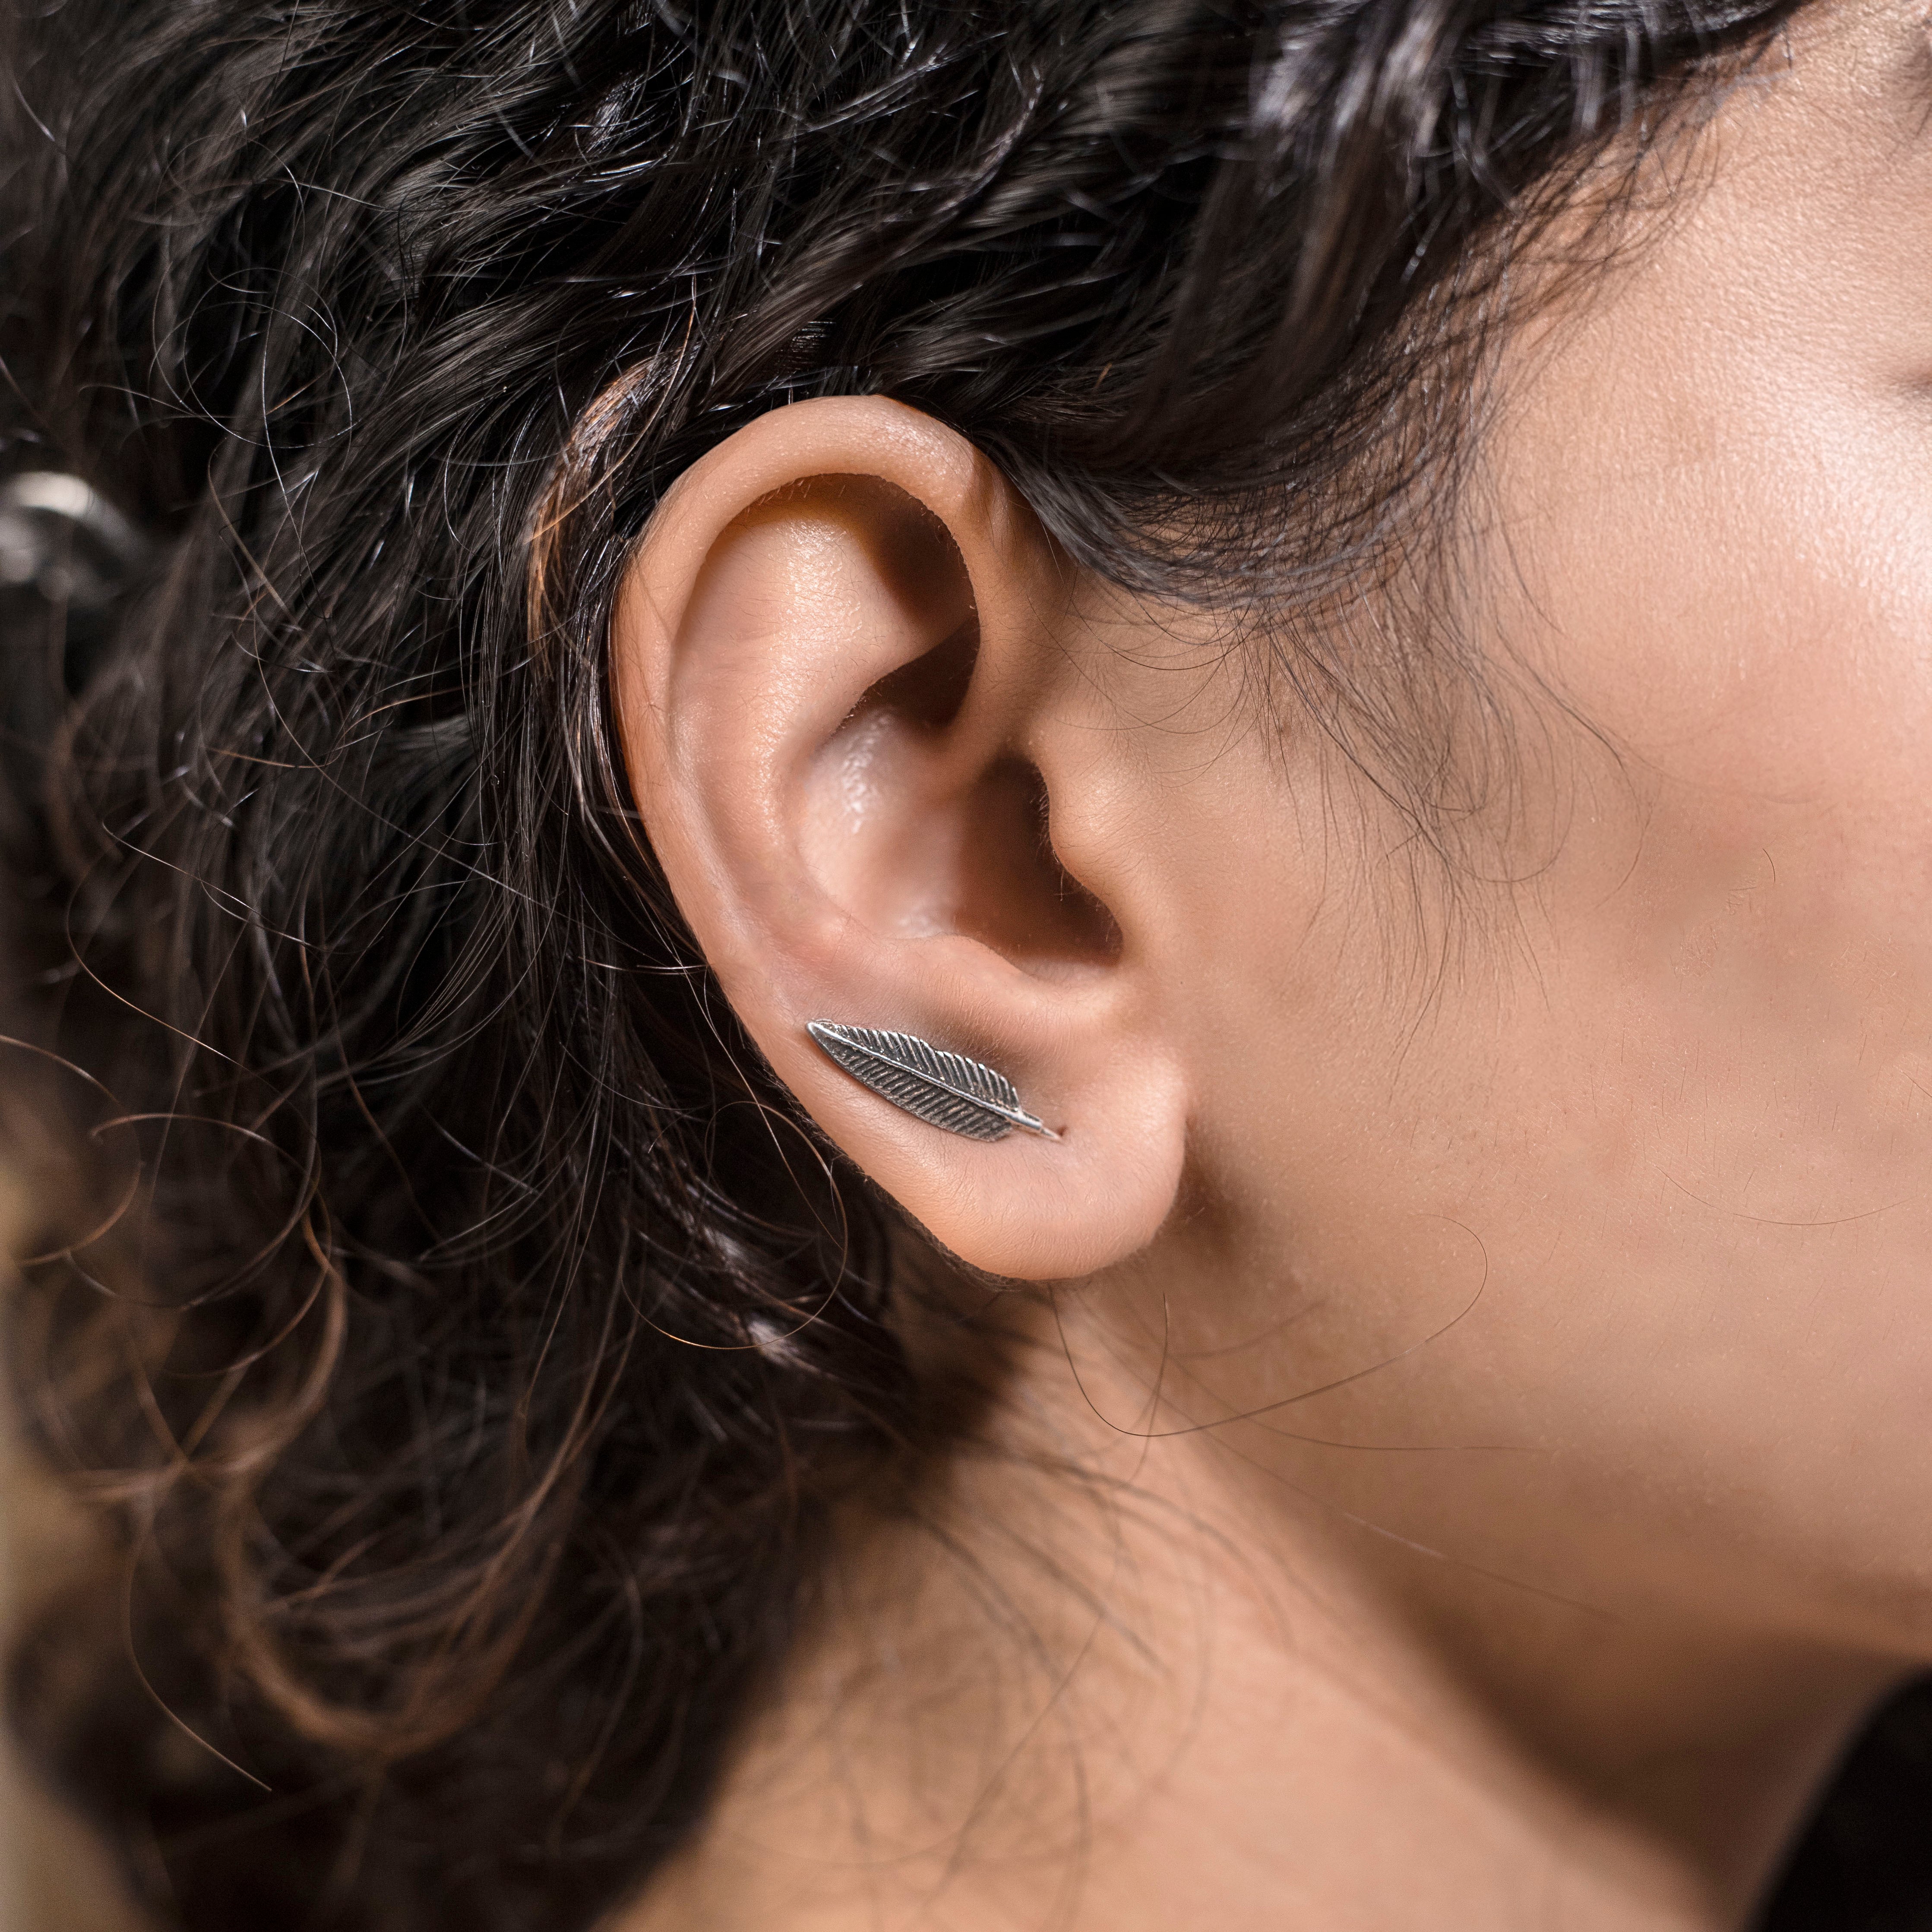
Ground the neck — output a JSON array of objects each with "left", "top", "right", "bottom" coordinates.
[{"left": 626, "top": 1288, "right": 1894, "bottom": 1932}]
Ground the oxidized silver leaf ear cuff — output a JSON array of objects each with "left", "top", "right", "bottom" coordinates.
[{"left": 807, "top": 1021, "right": 1059, "bottom": 1141}]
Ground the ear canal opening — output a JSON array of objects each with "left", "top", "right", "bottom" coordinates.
[{"left": 957, "top": 756, "right": 1121, "bottom": 969}]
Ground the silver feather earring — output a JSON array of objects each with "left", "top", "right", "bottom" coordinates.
[{"left": 806, "top": 1021, "right": 1059, "bottom": 1141}]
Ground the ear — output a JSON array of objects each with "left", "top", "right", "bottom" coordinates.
[{"left": 611, "top": 397, "right": 1186, "bottom": 1281}]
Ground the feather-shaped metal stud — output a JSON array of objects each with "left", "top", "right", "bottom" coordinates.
[{"left": 806, "top": 1021, "right": 1059, "bottom": 1141}]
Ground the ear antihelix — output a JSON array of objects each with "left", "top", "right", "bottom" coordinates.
[{"left": 806, "top": 1021, "right": 1059, "bottom": 1141}]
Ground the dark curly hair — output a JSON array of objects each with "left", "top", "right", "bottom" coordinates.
[{"left": 10, "top": 1, "right": 1909, "bottom": 1929}]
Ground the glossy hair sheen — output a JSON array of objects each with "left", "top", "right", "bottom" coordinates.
[{"left": 2, "top": 1, "right": 1888, "bottom": 1928}]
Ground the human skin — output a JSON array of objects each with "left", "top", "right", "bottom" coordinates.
[{"left": 610, "top": 0, "right": 1932, "bottom": 1923}]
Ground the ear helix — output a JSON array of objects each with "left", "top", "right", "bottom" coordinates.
[{"left": 806, "top": 1021, "right": 1059, "bottom": 1141}]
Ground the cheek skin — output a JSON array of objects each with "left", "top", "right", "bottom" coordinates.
[{"left": 1141, "top": 0, "right": 1932, "bottom": 1660}]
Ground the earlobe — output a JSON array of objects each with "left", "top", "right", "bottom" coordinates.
[{"left": 610, "top": 397, "right": 1187, "bottom": 1281}]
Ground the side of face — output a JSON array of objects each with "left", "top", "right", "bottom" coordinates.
[
  {"left": 1147, "top": 0, "right": 1932, "bottom": 1664},
  {"left": 609, "top": 0, "right": 1932, "bottom": 1710}
]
